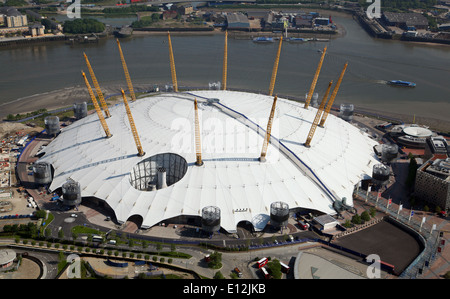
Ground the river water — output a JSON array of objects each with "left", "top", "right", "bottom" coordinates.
[{"left": 0, "top": 13, "right": 449, "bottom": 122}]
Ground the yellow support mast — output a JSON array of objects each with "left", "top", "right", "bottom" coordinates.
[
  {"left": 260, "top": 95, "right": 278, "bottom": 162},
  {"left": 194, "top": 98, "right": 203, "bottom": 166},
  {"left": 268, "top": 36, "right": 283, "bottom": 96},
  {"left": 116, "top": 39, "right": 136, "bottom": 101},
  {"left": 121, "top": 89, "right": 145, "bottom": 157},
  {"left": 83, "top": 52, "right": 111, "bottom": 118},
  {"left": 222, "top": 31, "right": 228, "bottom": 91},
  {"left": 319, "top": 62, "right": 348, "bottom": 127},
  {"left": 81, "top": 71, "right": 112, "bottom": 138},
  {"left": 304, "top": 81, "right": 333, "bottom": 148},
  {"left": 167, "top": 32, "right": 178, "bottom": 92},
  {"left": 304, "top": 46, "right": 327, "bottom": 109}
]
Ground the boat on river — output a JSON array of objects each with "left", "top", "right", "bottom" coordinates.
[
  {"left": 253, "top": 37, "right": 274, "bottom": 43},
  {"left": 387, "top": 80, "right": 416, "bottom": 87}
]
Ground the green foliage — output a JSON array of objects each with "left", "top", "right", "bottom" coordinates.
[
  {"left": 131, "top": 13, "right": 161, "bottom": 28},
  {"left": 351, "top": 214, "right": 362, "bottom": 225},
  {"left": 208, "top": 251, "right": 222, "bottom": 269},
  {"left": 343, "top": 219, "right": 352, "bottom": 228},
  {"left": 267, "top": 259, "right": 282, "bottom": 279},
  {"left": 5, "top": 0, "right": 27, "bottom": 7},
  {"left": 5, "top": 108, "right": 47, "bottom": 121},
  {"left": 361, "top": 211, "right": 371, "bottom": 222},
  {"left": 63, "top": 18, "right": 105, "bottom": 34},
  {"left": 406, "top": 156, "right": 418, "bottom": 187},
  {"left": 2, "top": 222, "right": 38, "bottom": 239}
]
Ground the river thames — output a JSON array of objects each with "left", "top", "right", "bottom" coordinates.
[{"left": 0, "top": 12, "right": 449, "bottom": 126}]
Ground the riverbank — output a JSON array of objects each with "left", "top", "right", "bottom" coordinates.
[{"left": 1, "top": 84, "right": 449, "bottom": 133}]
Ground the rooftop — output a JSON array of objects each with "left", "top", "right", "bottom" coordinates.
[
  {"left": 383, "top": 12, "right": 429, "bottom": 26},
  {"left": 37, "top": 90, "right": 378, "bottom": 233}
]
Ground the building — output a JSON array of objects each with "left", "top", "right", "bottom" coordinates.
[
  {"left": 175, "top": 4, "right": 193, "bottom": 15},
  {"left": 29, "top": 24, "right": 45, "bottom": 37},
  {"left": 226, "top": 13, "right": 250, "bottom": 29},
  {"left": 382, "top": 12, "right": 429, "bottom": 30},
  {"left": 438, "top": 23, "right": 450, "bottom": 31},
  {"left": 389, "top": 124, "right": 434, "bottom": 149},
  {"left": 0, "top": 7, "right": 27, "bottom": 28},
  {"left": 35, "top": 90, "right": 379, "bottom": 233},
  {"left": 415, "top": 157, "right": 450, "bottom": 211},
  {"left": 314, "top": 17, "right": 330, "bottom": 26}
]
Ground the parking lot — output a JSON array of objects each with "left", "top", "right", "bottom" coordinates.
[{"left": 332, "top": 219, "right": 423, "bottom": 274}]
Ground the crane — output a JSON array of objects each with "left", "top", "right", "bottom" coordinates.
[
  {"left": 222, "top": 31, "right": 228, "bottom": 91},
  {"left": 83, "top": 52, "right": 111, "bottom": 118},
  {"left": 304, "top": 81, "right": 333, "bottom": 148},
  {"left": 260, "top": 95, "right": 278, "bottom": 162},
  {"left": 81, "top": 71, "right": 112, "bottom": 138},
  {"left": 319, "top": 62, "right": 348, "bottom": 127},
  {"left": 194, "top": 98, "right": 203, "bottom": 166},
  {"left": 116, "top": 39, "right": 136, "bottom": 101},
  {"left": 121, "top": 89, "right": 145, "bottom": 157},
  {"left": 167, "top": 32, "right": 178, "bottom": 92},
  {"left": 268, "top": 36, "right": 283, "bottom": 97},
  {"left": 304, "top": 46, "right": 327, "bottom": 109}
]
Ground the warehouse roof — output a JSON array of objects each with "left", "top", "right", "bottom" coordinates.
[
  {"left": 383, "top": 12, "right": 429, "bottom": 26},
  {"left": 38, "top": 90, "right": 379, "bottom": 233}
]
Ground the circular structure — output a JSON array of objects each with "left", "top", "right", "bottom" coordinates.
[
  {"left": 62, "top": 178, "right": 82, "bottom": 206},
  {"left": 270, "top": 201, "right": 289, "bottom": 228},
  {"left": 339, "top": 103, "right": 354, "bottom": 121},
  {"left": 381, "top": 143, "right": 398, "bottom": 163},
  {"left": 129, "top": 153, "right": 188, "bottom": 191},
  {"left": 36, "top": 90, "right": 379, "bottom": 233},
  {"left": 305, "top": 92, "right": 319, "bottom": 107},
  {"left": 0, "top": 249, "right": 16, "bottom": 269},
  {"left": 73, "top": 102, "right": 88, "bottom": 120},
  {"left": 201, "top": 206, "right": 221, "bottom": 233},
  {"left": 33, "top": 162, "right": 52, "bottom": 185},
  {"left": 44, "top": 116, "right": 60, "bottom": 136},
  {"left": 402, "top": 126, "right": 432, "bottom": 138}
]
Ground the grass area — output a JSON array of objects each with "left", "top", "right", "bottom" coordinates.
[{"left": 71, "top": 225, "right": 103, "bottom": 235}]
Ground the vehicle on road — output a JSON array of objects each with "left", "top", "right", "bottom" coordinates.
[{"left": 256, "top": 257, "right": 268, "bottom": 268}]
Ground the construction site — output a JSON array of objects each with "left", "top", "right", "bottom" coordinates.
[{"left": 2, "top": 31, "right": 448, "bottom": 280}]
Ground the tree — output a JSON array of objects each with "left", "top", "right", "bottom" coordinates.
[
  {"left": 351, "top": 214, "right": 362, "bottom": 225},
  {"left": 63, "top": 18, "right": 105, "bottom": 34},
  {"left": 208, "top": 251, "right": 222, "bottom": 269},
  {"left": 213, "top": 271, "right": 224, "bottom": 279},
  {"left": 406, "top": 156, "right": 418, "bottom": 187},
  {"left": 361, "top": 211, "right": 371, "bottom": 222}
]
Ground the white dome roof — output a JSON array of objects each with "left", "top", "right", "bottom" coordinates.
[{"left": 38, "top": 90, "right": 378, "bottom": 233}]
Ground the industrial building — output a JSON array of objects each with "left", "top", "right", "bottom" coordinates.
[
  {"left": 226, "top": 13, "right": 250, "bottom": 29},
  {"left": 382, "top": 12, "right": 429, "bottom": 30}
]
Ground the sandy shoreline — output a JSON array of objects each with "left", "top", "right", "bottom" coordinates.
[{"left": 1, "top": 84, "right": 449, "bottom": 133}]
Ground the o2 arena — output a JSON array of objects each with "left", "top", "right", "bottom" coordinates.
[{"left": 34, "top": 34, "right": 379, "bottom": 233}]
